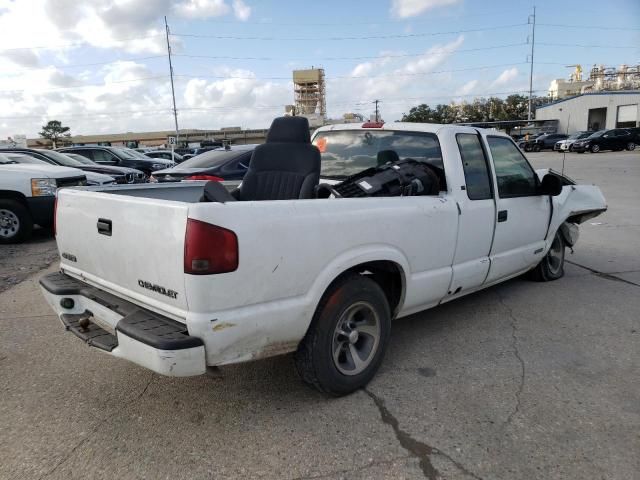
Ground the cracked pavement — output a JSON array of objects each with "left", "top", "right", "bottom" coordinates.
[{"left": 1, "top": 151, "right": 639, "bottom": 479}]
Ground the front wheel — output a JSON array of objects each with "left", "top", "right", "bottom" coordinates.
[
  {"left": 528, "top": 231, "right": 565, "bottom": 282},
  {"left": 627, "top": 142, "right": 636, "bottom": 151},
  {"left": 590, "top": 144, "right": 601, "bottom": 153},
  {"left": 295, "top": 274, "right": 391, "bottom": 396},
  {"left": 532, "top": 144, "right": 541, "bottom": 152},
  {"left": 0, "top": 200, "right": 33, "bottom": 244}
]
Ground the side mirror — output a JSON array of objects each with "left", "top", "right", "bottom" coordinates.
[{"left": 540, "top": 173, "right": 563, "bottom": 196}]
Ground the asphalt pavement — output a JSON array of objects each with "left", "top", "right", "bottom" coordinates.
[{"left": 0, "top": 150, "right": 638, "bottom": 480}]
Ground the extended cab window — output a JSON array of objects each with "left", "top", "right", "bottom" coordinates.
[
  {"left": 313, "top": 130, "right": 446, "bottom": 190},
  {"left": 487, "top": 136, "right": 538, "bottom": 197},
  {"left": 456, "top": 134, "right": 492, "bottom": 200}
]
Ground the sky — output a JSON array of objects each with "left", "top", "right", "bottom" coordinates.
[{"left": 0, "top": 0, "right": 638, "bottom": 138}]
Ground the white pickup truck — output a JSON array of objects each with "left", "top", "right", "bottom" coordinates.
[
  {"left": 40, "top": 118, "right": 607, "bottom": 395},
  {"left": 0, "top": 161, "right": 87, "bottom": 243}
]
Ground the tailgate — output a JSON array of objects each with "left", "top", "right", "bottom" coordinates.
[{"left": 56, "top": 188, "right": 189, "bottom": 320}]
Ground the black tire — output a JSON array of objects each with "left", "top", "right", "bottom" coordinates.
[
  {"left": 0, "top": 199, "right": 33, "bottom": 244},
  {"left": 295, "top": 273, "right": 391, "bottom": 396},
  {"left": 528, "top": 231, "right": 565, "bottom": 282},
  {"left": 626, "top": 142, "right": 636, "bottom": 151},
  {"left": 590, "top": 144, "right": 600, "bottom": 153},
  {"left": 524, "top": 145, "right": 531, "bottom": 152},
  {"left": 568, "top": 145, "right": 574, "bottom": 152},
  {"left": 532, "top": 144, "right": 541, "bottom": 152}
]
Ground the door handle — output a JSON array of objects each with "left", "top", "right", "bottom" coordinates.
[
  {"left": 497, "top": 210, "right": 508, "bottom": 222},
  {"left": 97, "top": 218, "right": 112, "bottom": 236}
]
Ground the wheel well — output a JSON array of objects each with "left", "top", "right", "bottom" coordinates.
[
  {"left": 0, "top": 191, "right": 28, "bottom": 204},
  {"left": 338, "top": 261, "right": 405, "bottom": 316}
]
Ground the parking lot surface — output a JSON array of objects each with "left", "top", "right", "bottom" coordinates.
[{"left": 1, "top": 151, "right": 638, "bottom": 480}]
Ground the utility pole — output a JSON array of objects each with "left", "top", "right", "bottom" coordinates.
[
  {"left": 527, "top": 6, "right": 536, "bottom": 121},
  {"left": 373, "top": 99, "right": 381, "bottom": 122},
  {"left": 165, "top": 16, "right": 179, "bottom": 145}
]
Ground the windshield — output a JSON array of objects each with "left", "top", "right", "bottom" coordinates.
[
  {"left": 175, "top": 150, "right": 246, "bottom": 169},
  {"left": 122, "top": 148, "right": 152, "bottom": 159},
  {"left": 312, "top": 130, "right": 443, "bottom": 179},
  {"left": 568, "top": 132, "right": 589, "bottom": 140},
  {"left": 38, "top": 150, "right": 83, "bottom": 167},
  {"left": 0, "top": 153, "right": 44, "bottom": 164},
  {"left": 113, "top": 148, "right": 140, "bottom": 159},
  {"left": 588, "top": 131, "right": 605, "bottom": 138},
  {"left": 65, "top": 153, "right": 94, "bottom": 165}
]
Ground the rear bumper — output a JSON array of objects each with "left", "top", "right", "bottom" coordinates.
[{"left": 40, "top": 272, "right": 206, "bottom": 377}]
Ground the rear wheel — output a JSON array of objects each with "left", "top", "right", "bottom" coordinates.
[
  {"left": 590, "top": 144, "right": 601, "bottom": 153},
  {"left": 295, "top": 273, "right": 391, "bottom": 396},
  {"left": 0, "top": 200, "right": 33, "bottom": 244},
  {"left": 528, "top": 231, "right": 565, "bottom": 282},
  {"left": 627, "top": 142, "right": 636, "bottom": 151}
]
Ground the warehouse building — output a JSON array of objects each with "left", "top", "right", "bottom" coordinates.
[{"left": 536, "top": 91, "right": 640, "bottom": 134}]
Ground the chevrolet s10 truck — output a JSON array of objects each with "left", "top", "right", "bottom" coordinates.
[{"left": 40, "top": 119, "right": 607, "bottom": 395}]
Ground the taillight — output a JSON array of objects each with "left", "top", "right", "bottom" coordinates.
[
  {"left": 185, "top": 175, "right": 224, "bottom": 182},
  {"left": 53, "top": 195, "right": 58, "bottom": 236},
  {"left": 184, "top": 219, "right": 238, "bottom": 274}
]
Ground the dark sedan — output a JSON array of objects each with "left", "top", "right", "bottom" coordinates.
[
  {"left": 143, "top": 150, "right": 184, "bottom": 163},
  {"left": 522, "top": 133, "right": 568, "bottom": 152},
  {"left": 572, "top": 129, "right": 636, "bottom": 153},
  {"left": 0, "top": 148, "right": 144, "bottom": 184},
  {"left": 57, "top": 146, "right": 173, "bottom": 175},
  {"left": 150, "top": 145, "right": 256, "bottom": 183}
]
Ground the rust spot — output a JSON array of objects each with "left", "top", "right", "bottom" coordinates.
[
  {"left": 212, "top": 322, "right": 236, "bottom": 332},
  {"left": 251, "top": 341, "right": 298, "bottom": 360}
]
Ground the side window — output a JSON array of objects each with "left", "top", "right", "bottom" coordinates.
[
  {"left": 487, "top": 136, "right": 538, "bottom": 198},
  {"left": 72, "top": 149, "right": 93, "bottom": 161},
  {"left": 92, "top": 149, "right": 115, "bottom": 163},
  {"left": 456, "top": 134, "right": 492, "bottom": 200}
]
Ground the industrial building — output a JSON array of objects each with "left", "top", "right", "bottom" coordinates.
[
  {"left": 535, "top": 91, "right": 640, "bottom": 134},
  {"left": 548, "top": 64, "right": 640, "bottom": 100},
  {"left": 285, "top": 68, "right": 327, "bottom": 127}
]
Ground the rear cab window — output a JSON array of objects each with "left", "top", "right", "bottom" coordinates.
[
  {"left": 456, "top": 133, "right": 493, "bottom": 200},
  {"left": 312, "top": 129, "right": 447, "bottom": 191}
]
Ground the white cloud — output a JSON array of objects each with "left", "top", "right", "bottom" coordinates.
[
  {"left": 456, "top": 79, "right": 478, "bottom": 95},
  {"left": 232, "top": 0, "right": 251, "bottom": 20},
  {"left": 390, "top": 0, "right": 461, "bottom": 18},
  {"left": 492, "top": 67, "right": 519, "bottom": 87},
  {"left": 176, "top": 0, "right": 230, "bottom": 19}
]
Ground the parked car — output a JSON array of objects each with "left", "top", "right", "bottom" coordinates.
[
  {"left": 554, "top": 131, "right": 593, "bottom": 152},
  {"left": 572, "top": 129, "right": 636, "bottom": 153},
  {"left": 0, "top": 148, "right": 117, "bottom": 186},
  {"left": 144, "top": 149, "right": 184, "bottom": 163},
  {"left": 517, "top": 133, "right": 543, "bottom": 150},
  {"left": 40, "top": 117, "right": 606, "bottom": 395},
  {"left": 150, "top": 145, "right": 256, "bottom": 182},
  {"left": 521, "top": 133, "right": 568, "bottom": 152},
  {"left": 0, "top": 156, "right": 87, "bottom": 243},
  {"left": 182, "top": 146, "right": 222, "bottom": 160},
  {"left": 57, "top": 146, "right": 173, "bottom": 175},
  {"left": 62, "top": 152, "right": 146, "bottom": 183}
]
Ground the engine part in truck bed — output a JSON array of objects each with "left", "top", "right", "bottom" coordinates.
[{"left": 332, "top": 159, "right": 440, "bottom": 198}]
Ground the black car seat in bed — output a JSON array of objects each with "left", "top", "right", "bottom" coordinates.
[{"left": 201, "top": 116, "right": 320, "bottom": 203}]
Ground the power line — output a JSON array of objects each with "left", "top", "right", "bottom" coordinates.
[
  {"left": 195, "top": 8, "right": 527, "bottom": 26},
  {"left": 172, "top": 43, "right": 527, "bottom": 62},
  {"left": 0, "top": 34, "right": 165, "bottom": 53},
  {"left": 6, "top": 55, "right": 166, "bottom": 72},
  {"left": 537, "top": 23, "right": 640, "bottom": 31},
  {"left": 1, "top": 90, "right": 547, "bottom": 121},
  {"left": 173, "top": 63, "right": 528, "bottom": 82},
  {"left": 170, "top": 23, "right": 527, "bottom": 41},
  {"left": 537, "top": 42, "right": 640, "bottom": 49},
  {"left": 0, "top": 75, "right": 168, "bottom": 94}
]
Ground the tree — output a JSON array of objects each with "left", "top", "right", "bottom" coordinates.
[{"left": 39, "top": 120, "right": 71, "bottom": 148}]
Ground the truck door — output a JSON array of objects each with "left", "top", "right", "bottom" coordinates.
[
  {"left": 483, "top": 135, "right": 551, "bottom": 283},
  {"left": 443, "top": 132, "right": 496, "bottom": 302}
]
